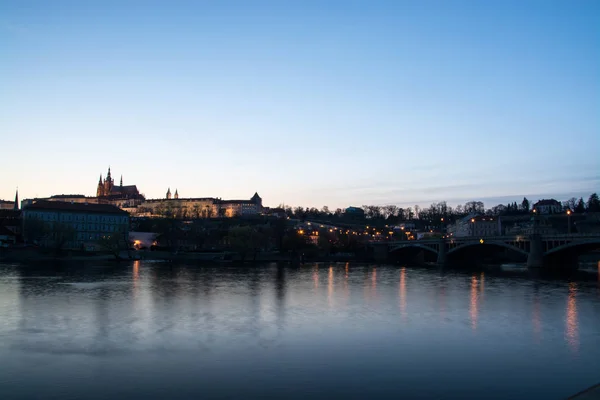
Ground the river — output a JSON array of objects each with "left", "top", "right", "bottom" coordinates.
[{"left": 0, "top": 261, "right": 599, "bottom": 399}]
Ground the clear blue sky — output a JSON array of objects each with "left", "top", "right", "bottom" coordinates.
[{"left": 1, "top": 0, "right": 598, "bottom": 209}]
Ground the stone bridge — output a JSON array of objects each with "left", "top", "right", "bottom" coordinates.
[{"left": 371, "top": 234, "right": 600, "bottom": 269}]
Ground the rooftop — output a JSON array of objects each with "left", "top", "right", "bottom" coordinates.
[
  {"left": 534, "top": 199, "right": 561, "bottom": 206},
  {"left": 24, "top": 200, "right": 129, "bottom": 215},
  {"left": 49, "top": 194, "right": 87, "bottom": 199}
]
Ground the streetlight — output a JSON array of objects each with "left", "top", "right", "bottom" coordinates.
[{"left": 567, "top": 210, "right": 572, "bottom": 234}]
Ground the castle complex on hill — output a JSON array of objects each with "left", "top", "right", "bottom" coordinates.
[
  {"left": 21, "top": 167, "right": 264, "bottom": 218},
  {"left": 96, "top": 167, "right": 143, "bottom": 201}
]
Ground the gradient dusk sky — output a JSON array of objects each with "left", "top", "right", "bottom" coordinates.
[{"left": 1, "top": 0, "right": 598, "bottom": 209}]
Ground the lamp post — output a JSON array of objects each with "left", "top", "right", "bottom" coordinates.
[{"left": 567, "top": 210, "right": 572, "bottom": 234}]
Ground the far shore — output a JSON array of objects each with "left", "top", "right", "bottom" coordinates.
[{"left": 0, "top": 248, "right": 358, "bottom": 264}]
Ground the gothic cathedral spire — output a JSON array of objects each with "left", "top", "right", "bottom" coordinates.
[
  {"left": 97, "top": 174, "right": 104, "bottom": 197},
  {"left": 120, "top": 175, "right": 123, "bottom": 187},
  {"left": 14, "top": 188, "right": 18, "bottom": 210}
]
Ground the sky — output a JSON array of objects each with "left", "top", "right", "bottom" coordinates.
[{"left": 1, "top": 0, "right": 598, "bottom": 210}]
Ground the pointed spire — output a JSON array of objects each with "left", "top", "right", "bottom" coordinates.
[
  {"left": 120, "top": 175, "right": 123, "bottom": 187},
  {"left": 14, "top": 187, "right": 18, "bottom": 210},
  {"left": 99, "top": 174, "right": 103, "bottom": 184},
  {"left": 106, "top": 166, "right": 112, "bottom": 181},
  {"left": 174, "top": 189, "right": 179, "bottom": 199}
]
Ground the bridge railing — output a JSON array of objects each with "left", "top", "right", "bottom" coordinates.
[{"left": 375, "top": 233, "right": 600, "bottom": 245}]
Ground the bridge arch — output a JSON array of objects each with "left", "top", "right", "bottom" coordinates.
[
  {"left": 448, "top": 241, "right": 529, "bottom": 257},
  {"left": 390, "top": 243, "right": 439, "bottom": 255},
  {"left": 545, "top": 238, "right": 600, "bottom": 256}
]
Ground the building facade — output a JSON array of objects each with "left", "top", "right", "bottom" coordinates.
[
  {"left": 22, "top": 201, "right": 130, "bottom": 250},
  {"left": 0, "top": 189, "right": 18, "bottom": 210},
  {"left": 131, "top": 191, "right": 263, "bottom": 218},
  {"left": 532, "top": 199, "right": 562, "bottom": 214},
  {"left": 447, "top": 214, "right": 500, "bottom": 237}
]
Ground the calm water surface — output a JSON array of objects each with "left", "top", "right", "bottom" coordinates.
[{"left": 0, "top": 261, "right": 599, "bottom": 399}]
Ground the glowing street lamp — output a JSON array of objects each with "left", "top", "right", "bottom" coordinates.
[{"left": 567, "top": 210, "right": 572, "bottom": 234}]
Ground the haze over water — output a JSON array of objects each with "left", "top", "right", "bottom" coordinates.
[{"left": 1, "top": 262, "right": 599, "bottom": 399}]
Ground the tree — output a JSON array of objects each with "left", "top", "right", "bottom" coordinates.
[
  {"left": 521, "top": 197, "right": 530, "bottom": 213},
  {"left": 192, "top": 204, "right": 201, "bottom": 219},
  {"left": 563, "top": 197, "right": 577, "bottom": 212},
  {"left": 49, "top": 222, "right": 76, "bottom": 252},
  {"left": 154, "top": 203, "right": 166, "bottom": 217},
  {"left": 317, "top": 229, "right": 333, "bottom": 255},
  {"left": 228, "top": 226, "right": 260, "bottom": 262},
  {"left": 575, "top": 198, "right": 586, "bottom": 213},
  {"left": 293, "top": 207, "right": 305, "bottom": 219},
  {"left": 383, "top": 205, "right": 398, "bottom": 219},
  {"left": 464, "top": 201, "right": 485, "bottom": 214},
  {"left": 23, "top": 217, "right": 49, "bottom": 244},
  {"left": 587, "top": 193, "right": 600, "bottom": 212},
  {"left": 97, "top": 230, "right": 130, "bottom": 259}
]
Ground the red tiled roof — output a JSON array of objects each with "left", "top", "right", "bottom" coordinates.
[{"left": 24, "top": 200, "right": 129, "bottom": 215}]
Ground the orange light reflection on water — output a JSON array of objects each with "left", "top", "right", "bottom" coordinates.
[
  {"left": 566, "top": 282, "right": 578, "bottom": 354},
  {"left": 399, "top": 268, "right": 406, "bottom": 318},
  {"left": 470, "top": 275, "right": 478, "bottom": 331},
  {"left": 133, "top": 260, "right": 140, "bottom": 281}
]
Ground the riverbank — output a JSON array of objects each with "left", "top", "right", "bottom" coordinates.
[
  {"left": 0, "top": 248, "right": 359, "bottom": 264},
  {"left": 569, "top": 383, "right": 600, "bottom": 399}
]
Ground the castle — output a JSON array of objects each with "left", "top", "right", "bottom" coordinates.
[
  {"left": 21, "top": 167, "right": 263, "bottom": 218},
  {"left": 96, "top": 167, "right": 262, "bottom": 217},
  {"left": 96, "top": 167, "right": 143, "bottom": 201}
]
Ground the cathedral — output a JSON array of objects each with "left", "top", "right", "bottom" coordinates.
[{"left": 96, "top": 167, "right": 143, "bottom": 201}]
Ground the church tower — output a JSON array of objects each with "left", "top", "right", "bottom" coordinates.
[
  {"left": 174, "top": 189, "right": 179, "bottom": 199},
  {"left": 97, "top": 174, "right": 104, "bottom": 197},
  {"left": 14, "top": 188, "right": 19, "bottom": 210},
  {"left": 103, "top": 166, "right": 114, "bottom": 195},
  {"left": 166, "top": 188, "right": 171, "bottom": 199}
]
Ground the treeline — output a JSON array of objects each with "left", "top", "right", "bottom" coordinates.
[{"left": 281, "top": 193, "right": 600, "bottom": 224}]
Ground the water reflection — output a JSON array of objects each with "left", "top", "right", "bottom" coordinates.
[
  {"left": 328, "top": 266, "right": 334, "bottom": 308},
  {"left": 470, "top": 275, "right": 478, "bottom": 331},
  {"left": 532, "top": 290, "right": 542, "bottom": 344},
  {"left": 399, "top": 267, "right": 406, "bottom": 318},
  {"left": 371, "top": 267, "right": 377, "bottom": 298},
  {"left": 2, "top": 262, "right": 600, "bottom": 400},
  {"left": 480, "top": 272, "right": 485, "bottom": 295},
  {"left": 132, "top": 260, "right": 140, "bottom": 294},
  {"left": 566, "top": 282, "right": 578, "bottom": 354}
]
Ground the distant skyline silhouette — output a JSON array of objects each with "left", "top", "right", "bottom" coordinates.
[{"left": 1, "top": 0, "right": 598, "bottom": 208}]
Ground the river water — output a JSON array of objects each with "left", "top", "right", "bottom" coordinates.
[{"left": 0, "top": 261, "right": 599, "bottom": 399}]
